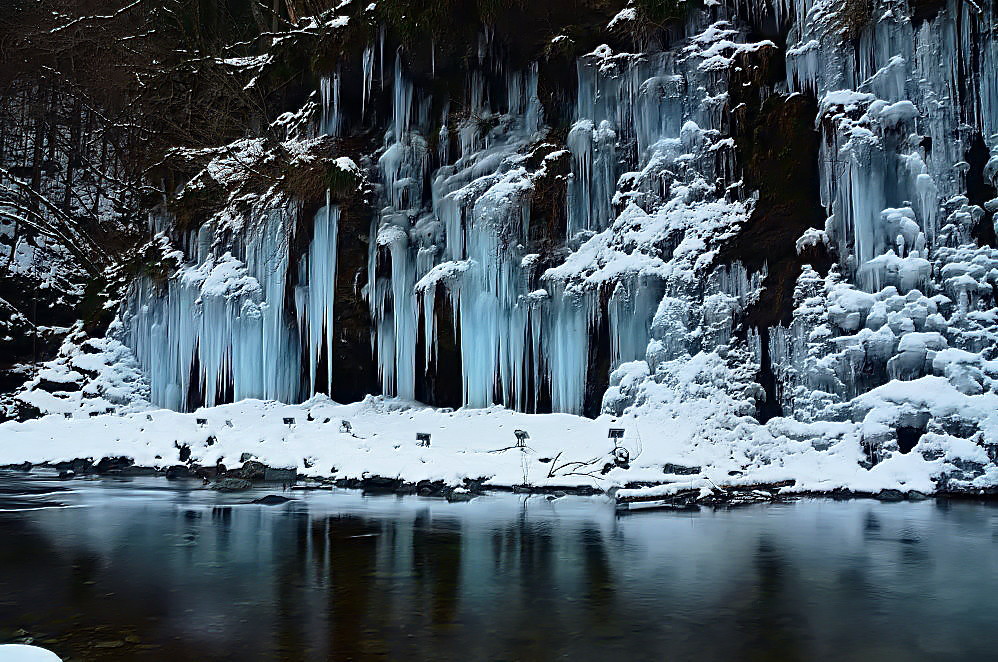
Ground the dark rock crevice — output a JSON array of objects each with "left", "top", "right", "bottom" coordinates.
[
  {"left": 717, "top": 46, "right": 832, "bottom": 421},
  {"left": 966, "top": 131, "right": 997, "bottom": 247},
  {"left": 416, "top": 285, "right": 463, "bottom": 410}
]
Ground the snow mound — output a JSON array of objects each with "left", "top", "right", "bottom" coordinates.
[{"left": 0, "top": 645, "right": 61, "bottom": 662}]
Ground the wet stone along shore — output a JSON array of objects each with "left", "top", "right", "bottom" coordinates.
[{"left": 2, "top": 453, "right": 990, "bottom": 512}]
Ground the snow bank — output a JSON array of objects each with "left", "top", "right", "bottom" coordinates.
[{"left": 0, "top": 645, "right": 61, "bottom": 662}]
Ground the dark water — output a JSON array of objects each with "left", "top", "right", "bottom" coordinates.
[{"left": 2, "top": 474, "right": 998, "bottom": 661}]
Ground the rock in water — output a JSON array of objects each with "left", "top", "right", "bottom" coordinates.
[
  {"left": 876, "top": 489, "right": 906, "bottom": 502},
  {"left": 252, "top": 495, "right": 293, "bottom": 505},
  {"left": 361, "top": 476, "right": 404, "bottom": 493},
  {"left": 263, "top": 467, "right": 296, "bottom": 483},
  {"left": 165, "top": 465, "right": 194, "bottom": 479},
  {"left": 447, "top": 488, "right": 476, "bottom": 503}
]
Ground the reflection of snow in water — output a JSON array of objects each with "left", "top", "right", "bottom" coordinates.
[
  {"left": 0, "top": 476, "right": 78, "bottom": 512},
  {"left": 0, "top": 475, "right": 996, "bottom": 659}
]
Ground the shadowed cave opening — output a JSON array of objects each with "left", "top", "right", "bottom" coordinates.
[{"left": 896, "top": 426, "right": 924, "bottom": 454}]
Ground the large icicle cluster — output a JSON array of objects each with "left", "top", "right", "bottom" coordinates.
[
  {"left": 757, "top": 0, "right": 998, "bottom": 484},
  {"left": 118, "top": 7, "right": 771, "bottom": 416},
  {"left": 127, "top": 208, "right": 302, "bottom": 409},
  {"left": 769, "top": 0, "right": 998, "bottom": 401},
  {"left": 367, "top": 15, "right": 769, "bottom": 414}
]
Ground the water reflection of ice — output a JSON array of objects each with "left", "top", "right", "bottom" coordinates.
[{"left": 1, "top": 475, "right": 997, "bottom": 660}]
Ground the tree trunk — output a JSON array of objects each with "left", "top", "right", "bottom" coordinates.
[{"left": 63, "top": 97, "right": 81, "bottom": 214}]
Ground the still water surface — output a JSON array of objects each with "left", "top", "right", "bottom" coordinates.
[{"left": 1, "top": 473, "right": 997, "bottom": 661}]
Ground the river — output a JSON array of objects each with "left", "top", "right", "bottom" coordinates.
[{"left": 1, "top": 473, "right": 997, "bottom": 660}]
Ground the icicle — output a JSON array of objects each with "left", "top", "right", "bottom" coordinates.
[
  {"left": 362, "top": 45, "right": 375, "bottom": 116},
  {"left": 369, "top": 221, "right": 418, "bottom": 400},
  {"left": 365, "top": 56, "right": 436, "bottom": 402},
  {"left": 543, "top": 284, "right": 593, "bottom": 415},
  {"left": 608, "top": 276, "right": 663, "bottom": 370},
  {"left": 392, "top": 52, "right": 413, "bottom": 143},
  {"left": 299, "top": 197, "right": 339, "bottom": 395},
  {"left": 125, "top": 208, "right": 301, "bottom": 411},
  {"left": 379, "top": 26, "right": 385, "bottom": 91},
  {"left": 319, "top": 72, "right": 343, "bottom": 136},
  {"left": 320, "top": 76, "right": 331, "bottom": 133},
  {"left": 453, "top": 181, "right": 533, "bottom": 409},
  {"left": 565, "top": 51, "right": 693, "bottom": 240},
  {"left": 418, "top": 280, "right": 438, "bottom": 369}
]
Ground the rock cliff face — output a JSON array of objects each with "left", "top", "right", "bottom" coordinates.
[{"left": 5, "top": 1, "right": 998, "bottom": 487}]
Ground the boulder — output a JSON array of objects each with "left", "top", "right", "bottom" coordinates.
[
  {"left": 165, "top": 465, "right": 194, "bottom": 479},
  {"left": 416, "top": 480, "right": 449, "bottom": 497},
  {"left": 447, "top": 489, "right": 476, "bottom": 502},
  {"left": 96, "top": 456, "right": 134, "bottom": 474},
  {"left": 263, "top": 467, "right": 296, "bottom": 483},
  {"left": 252, "top": 494, "right": 293, "bottom": 505},
  {"left": 119, "top": 465, "right": 158, "bottom": 476},
  {"left": 361, "top": 476, "right": 403, "bottom": 493},
  {"left": 663, "top": 463, "right": 702, "bottom": 475},
  {"left": 53, "top": 458, "right": 94, "bottom": 475},
  {"left": 876, "top": 488, "right": 906, "bottom": 502},
  {"left": 238, "top": 461, "right": 267, "bottom": 481}
]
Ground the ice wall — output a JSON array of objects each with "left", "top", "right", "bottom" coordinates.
[
  {"left": 125, "top": 202, "right": 343, "bottom": 410},
  {"left": 121, "top": 0, "right": 998, "bottom": 430},
  {"left": 126, "top": 208, "right": 301, "bottom": 410},
  {"left": 121, "top": 7, "right": 775, "bottom": 414},
  {"left": 767, "top": 0, "right": 998, "bottom": 419},
  {"left": 365, "top": 14, "right": 753, "bottom": 414},
  {"left": 785, "top": 0, "right": 996, "bottom": 279}
]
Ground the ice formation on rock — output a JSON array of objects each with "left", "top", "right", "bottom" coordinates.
[{"left": 76, "top": 0, "right": 998, "bottom": 492}]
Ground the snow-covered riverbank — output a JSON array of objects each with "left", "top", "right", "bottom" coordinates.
[{"left": 3, "top": 391, "right": 995, "bottom": 498}]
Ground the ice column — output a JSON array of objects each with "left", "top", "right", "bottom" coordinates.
[{"left": 295, "top": 199, "right": 339, "bottom": 395}]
